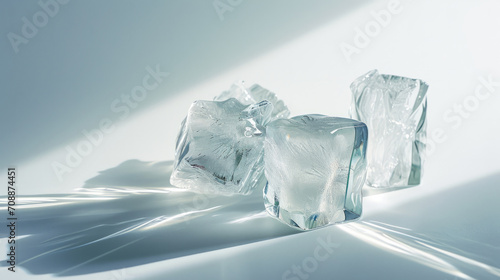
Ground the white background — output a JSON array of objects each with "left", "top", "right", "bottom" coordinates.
[{"left": 1, "top": 0, "right": 500, "bottom": 279}]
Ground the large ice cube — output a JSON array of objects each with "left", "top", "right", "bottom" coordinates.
[
  {"left": 350, "top": 70, "right": 428, "bottom": 188},
  {"left": 171, "top": 98, "right": 273, "bottom": 195},
  {"left": 263, "top": 115, "right": 367, "bottom": 230},
  {"left": 214, "top": 81, "right": 290, "bottom": 120}
]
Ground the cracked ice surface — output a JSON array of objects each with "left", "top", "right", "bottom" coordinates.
[
  {"left": 350, "top": 70, "right": 428, "bottom": 188},
  {"left": 263, "top": 115, "right": 367, "bottom": 230},
  {"left": 171, "top": 98, "right": 273, "bottom": 195},
  {"left": 214, "top": 81, "right": 290, "bottom": 121}
]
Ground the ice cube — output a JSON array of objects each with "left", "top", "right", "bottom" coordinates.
[
  {"left": 214, "top": 81, "right": 290, "bottom": 120},
  {"left": 263, "top": 115, "right": 367, "bottom": 230},
  {"left": 350, "top": 70, "right": 428, "bottom": 188},
  {"left": 171, "top": 98, "right": 273, "bottom": 195}
]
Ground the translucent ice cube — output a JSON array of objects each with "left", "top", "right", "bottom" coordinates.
[
  {"left": 171, "top": 98, "right": 273, "bottom": 195},
  {"left": 214, "top": 81, "right": 290, "bottom": 120},
  {"left": 350, "top": 70, "right": 428, "bottom": 188},
  {"left": 263, "top": 115, "right": 368, "bottom": 230}
]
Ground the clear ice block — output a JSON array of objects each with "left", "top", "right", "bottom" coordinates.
[
  {"left": 350, "top": 70, "right": 428, "bottom": 188},
  {"left": 263, "top": 115, "right": 368, "bottom": 230},
  {"left": 214, "top": 81, "right": 290, "bottom": 120},
  {"left": 171, "top": 98, "right": 273, "bottom": 195}
]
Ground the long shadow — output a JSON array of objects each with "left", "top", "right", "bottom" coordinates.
[
  {"left": 2, "top": 160, "right": 299, "bottom": 276},
  {"left": 3, "top": 162, "right": 500, "bottom": 279}
]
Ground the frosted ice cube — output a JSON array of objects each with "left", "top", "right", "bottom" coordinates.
[
  {"left": 263, "top": 115, "right": 367, "bottom": 230},
  {"left": 214, "top": 81, "right": 290, "bottom": 120},
  {"left": 350, "top": 70, "right": 428, "bottom": 188},
  {"left": 171, "top": 98, "right": 273, "bottom": 195}
]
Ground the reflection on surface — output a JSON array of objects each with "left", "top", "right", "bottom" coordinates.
[
  {"left": 343, "top": 222, "right": 474, "bottom": 280},
  {"left": 362, "top": 184, "right": 415, "bottom": 196},
  {"left": 342, "top": 173, "right": 500, "bottom": 280},
  {"left": 1, "top": 160, "right": 298, "bottom": 276}
]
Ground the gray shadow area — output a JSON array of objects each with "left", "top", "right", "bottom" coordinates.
[
  {"left": 0, "top": 0, "right": 372, "bottom": 166},
  {"left": 1, "top": 162, "right": 499, "bottom": 279},
  {"left": 1, "top": 160, "right": 299, "bottom": 276}
]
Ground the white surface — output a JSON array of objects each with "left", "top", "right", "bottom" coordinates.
[{"left": 1, "top": 0, "right": 500, "bottom": 279}]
